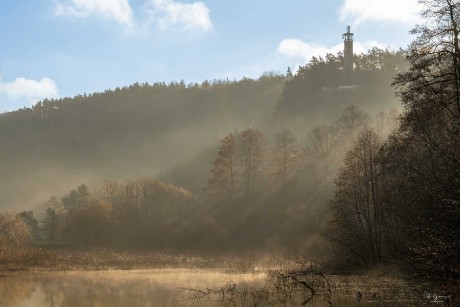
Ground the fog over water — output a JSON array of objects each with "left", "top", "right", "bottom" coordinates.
[{"left": 1, "top": 270, "right": 413, "bottom": 306}]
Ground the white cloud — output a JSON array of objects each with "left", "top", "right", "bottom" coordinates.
[
  {"left": 55, "top": 0, "right": 134, "bottom": 27},
  {"left": 145, "top": 0, "right": 213, "bottom": 32},
  {"left": 277, "top": 39, "right": 342, "bottom": 60},
  {"left": 277, "top": 38, "right": 393, "bottom": 69},
  {"left": 339, "top": 0, "right": 421, "bottom": 26},
  {"left": 0, "top": 77, "right": 60, "bottom": 104}
]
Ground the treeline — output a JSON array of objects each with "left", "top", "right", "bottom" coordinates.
[
  {"left": 35, "top": 179, "right": 193, "bottom": 247},
  {"left": 2, "top": 179, "right": 195, "bottom": 249},
  {"left": 328, "top": 0, "right": 460, "bottom": 297},
  {"left": 0, "top": 74, "right": 285, "bottom": 143}
]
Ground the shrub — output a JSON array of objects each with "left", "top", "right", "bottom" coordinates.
[{"left": 0, "top": 212, "right": 31, "bottom": 250}]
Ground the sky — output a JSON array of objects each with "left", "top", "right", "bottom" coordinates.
[{"left": 0, "top": 0, "right": 422, "bottom": 112}]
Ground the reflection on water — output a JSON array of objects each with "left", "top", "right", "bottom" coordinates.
[
  {"left": 0, "top": 270, "right": 414, "bottom": 306},
  {"left": 0, "top": 269, "right": 264, "bottom": 307}
]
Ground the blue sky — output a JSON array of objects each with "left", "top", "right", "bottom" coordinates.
[{"left": 0, "top": 0, "right": 421, "bottom": 112}]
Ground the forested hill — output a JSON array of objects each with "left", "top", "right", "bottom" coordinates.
[
  {"left": 274, "top": 48, "right": 408, "bottom": 127},
  {"left": 0, "top": 48, "right": 407, "bottom": 212},
  {"left": 0, "top": 75, "right": 285, "bottom": 210}
]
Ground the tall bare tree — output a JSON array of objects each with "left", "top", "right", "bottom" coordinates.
[
  {"left": 329, "top": 128, "right": 383, "bottom": 266},
  {"left": 237, "top": 129, "right": 266, "bottom": 200},
  {"left": 394, "top": 0, "right": 460, "bottom": 164},
  {"left": 272, "top": 129, "right": 299, "bottom": 193},
  {"left": 208, "top": 133, "right": 239, "bottom": 200}
]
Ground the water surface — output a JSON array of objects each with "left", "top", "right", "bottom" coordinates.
[{"left": 0, "top": 269, "right": 415, "bottom": 306}]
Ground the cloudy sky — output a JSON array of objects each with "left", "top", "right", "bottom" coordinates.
[{"left": 0, "top": 0, "right": 421, "bottom": 112}]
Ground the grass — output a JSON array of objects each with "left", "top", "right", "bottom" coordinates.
[{"left": 0, "top": 246, "right": 294, "bottom": 272}]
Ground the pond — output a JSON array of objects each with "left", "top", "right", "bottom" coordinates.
[{"left": 0, "top": 269, "right": 417, "bottom": 306}]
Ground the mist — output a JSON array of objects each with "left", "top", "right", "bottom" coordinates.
[
  {"left": 1, "top": 40, "right": 458, "bottom": 305},
  {"left": 0, "top": 49, "right": 403, "bottom": 252}
]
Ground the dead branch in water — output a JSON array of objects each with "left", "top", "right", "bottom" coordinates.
[
  {"left": 179, "top": 266, "right": 333, "bottom": 306},
  {"left": 268, "top": 267, "right": 333, "bottom": 306}
]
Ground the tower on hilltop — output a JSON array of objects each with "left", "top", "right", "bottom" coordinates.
[{"left": 342, "top": 26, "right": 354, "bottom": 74}]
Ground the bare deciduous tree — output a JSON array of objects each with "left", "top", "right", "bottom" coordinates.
[
  {"left": 237, "top": 129, "right": 266, "bottom": 200},
  {"left": 208, "top": 133, "right": 239, "bottom": 200},
  {"left": 329, "top": 128, "right": 384, "bottom": 266}
]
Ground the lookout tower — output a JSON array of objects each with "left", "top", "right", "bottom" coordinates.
[{"left": 342, "top": 26, "right": 354, "bottom": 74}]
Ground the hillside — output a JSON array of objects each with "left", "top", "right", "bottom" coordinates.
[
  {"left": 0, "top": 49, "right": 407, "bottom": 251},
  {"left": 0, "top": 76, "right": 285, "bottom": 210},
  {"left": 273, "top": 48, "right": 408, "bottom": 130}
]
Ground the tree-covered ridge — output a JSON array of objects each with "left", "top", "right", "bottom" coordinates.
[
  {"left": 274, "top": 48, "right": 408, "bottom": 123},
  {"left": 0, "top": 75, "right": 286, "bottom": 210},
  {"left": 0, "top": 75, "right": 285, "bottom": 142}
]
